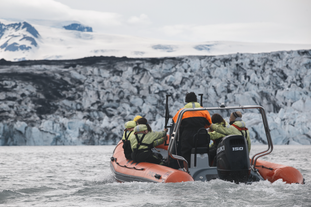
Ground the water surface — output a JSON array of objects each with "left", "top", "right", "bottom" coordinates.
[{"left": 1, "top": 145, "right": 310, "bottom": 207}]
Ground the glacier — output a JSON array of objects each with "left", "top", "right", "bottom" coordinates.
[{"left": 0, "top": 49, "right": 311, "bottom": 146}]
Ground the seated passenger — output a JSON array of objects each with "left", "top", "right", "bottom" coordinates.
[
  {"left": 122, "top": 121, "right": 136, "bottom": 160},
  {"left": 210, "top": 111, "right": 251, "bottom": 153},
  {"left": 172, "top": 92, "right": 211, "bottom": 166},
  {"left": 208, "top": 113, "right": 229, "bottom": 165},
  {"left": 129, "top": 123, "right": 168, "bottom": 164}
]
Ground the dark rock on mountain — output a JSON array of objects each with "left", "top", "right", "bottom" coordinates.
[
  {"left": 194, "top": 44, "right": 214, "bottom": 51},
  {"left": 152, "top": 45, "right": 177, "bottom": 52},
  {"left": 63, "top": 23, "right": 93, "bottom": 32}
]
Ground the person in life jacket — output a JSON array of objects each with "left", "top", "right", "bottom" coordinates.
[
  {"left": 210, "top": 111, "right": 251, "bottom": 153},
  {"left": 121, "top": 115, "right": 143, "bottom": 160},
  {"left": 129, "top": 123, "right": 168, "bottom": 164},
  {"left": 172, "top": 92, "right": 212, "bottom": 166},
  {"left": 208, "top": 113, "right": 230, "bottom": 165},
  {"left": 122, "top": 121, "right": 136, "bottom": 160}
]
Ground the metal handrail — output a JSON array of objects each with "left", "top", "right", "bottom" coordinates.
[
  {"left": 250, "top": 107, "right": 274, "bottom": 167},
  {"left": 167, "top": 105, "right": 274, "bottom": 171}
]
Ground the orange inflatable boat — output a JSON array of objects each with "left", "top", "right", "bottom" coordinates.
[
  {"left": 253, "top": 159, "right": 304, "bottom": 184},
  {"left": 110, "top": 105, "right": 305, "bottom": 184}
]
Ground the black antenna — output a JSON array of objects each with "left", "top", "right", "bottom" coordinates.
[
  {"left": 198, "top": 94, "right": 203, "bottom": 106},
  {"left": 165, "top": 94, "right": 171, "bottom": 129},
  {"left": 164, "top": 94, "right": 171, "bottom": 146}
]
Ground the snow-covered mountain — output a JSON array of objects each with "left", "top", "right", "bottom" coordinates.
[
  {"left": 0, "top": 21, "right": 40, "bottom": 54},
  {"left": 0, "top": 50, "right": 310, "bottom": 146},
  {"left": 1, "top": 20, "right": 311, "bottom": 61}
]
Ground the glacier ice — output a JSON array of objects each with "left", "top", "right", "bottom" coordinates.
[{"left": 0, "top": 49, "right": 311, "bottom": 146}]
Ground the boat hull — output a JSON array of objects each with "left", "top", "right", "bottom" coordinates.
[
  {"left": 111, "top": 141, "right": 304, "bottom": 184},
  {"left": 254, "top": 159, "right": 304, "bottom": 184},
  {"left": 110, "top": 141, "right": 194, "bottom": 183}
]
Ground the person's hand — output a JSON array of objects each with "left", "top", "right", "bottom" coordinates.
[
  {"left": 163, "top": 135, "right": 168, "bottom": 141},
  {"left": 164, "top": 128, "right": 168, "bottom": 133}
]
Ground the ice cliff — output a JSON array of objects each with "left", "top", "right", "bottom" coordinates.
[{"left": 0, "top": 49, "right": 311, "bottom": 146}]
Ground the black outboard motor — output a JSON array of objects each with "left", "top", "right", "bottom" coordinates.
[{"left": 217, "top": 135, "right": 250, "bottom": 183}]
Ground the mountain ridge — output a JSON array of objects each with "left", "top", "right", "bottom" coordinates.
[{"left": 1, "top": 20, "right": 311, "bottom": 61}]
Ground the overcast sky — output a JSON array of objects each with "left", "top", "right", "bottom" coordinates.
[{"left": 1, "top": 0, "right": 311, "bottom": 44}]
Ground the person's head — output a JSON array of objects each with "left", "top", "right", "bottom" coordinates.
[
  {"left": 136, "top": 117, "right": 147, "bottom": 124},
  {"left": 185, "top": 92, "right": 197, "bottom": 103},
  {"left": 124, "top": 121, "right": 136, "bottom": 131},
  {"left": 136, "top": 117, "right": 152, "bottom": 132},
  {"left": 229, "top": 111, "right": 242, "bottom": 124},
  {"left": 211, "top": 113, "right": 225, "bottom": 124}
]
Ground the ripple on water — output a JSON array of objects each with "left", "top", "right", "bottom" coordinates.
[{"left": 0, "top": 190, "right": 24, "bottom": 204}]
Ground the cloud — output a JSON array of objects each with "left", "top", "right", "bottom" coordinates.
[
  {"left": 0, "top": 0, "right": 122, "bottom": 27},
  {"left": 1, "top": 0, "right": 310, "bottom": 44},
  {"left": 127, "top": 14, "right": 151, "bottom": 25},
  {"left": 161, "top": 25, "right": 189, "bottom": 36},
  {"left": 160, "top": 22, "right": 311, "bottom": 44}
]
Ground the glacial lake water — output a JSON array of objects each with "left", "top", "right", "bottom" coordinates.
[{"left": 1, "top": 145, "right": 310, "bottom": 207}]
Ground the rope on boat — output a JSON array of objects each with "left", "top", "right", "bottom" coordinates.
[
  {"left": 255, "top": 165, "right": 273, "bottom": 170},
  {"left": 111, "top": 157, "right": 145, "bottom": 171}
]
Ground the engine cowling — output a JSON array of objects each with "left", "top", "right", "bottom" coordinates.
[{"left": 216, "top": 135, "right": 250, "bottom": 183}]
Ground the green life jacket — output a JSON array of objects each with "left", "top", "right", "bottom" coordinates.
[{"left": 134, "top": 133, "right": 153, "bottom": 152}]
